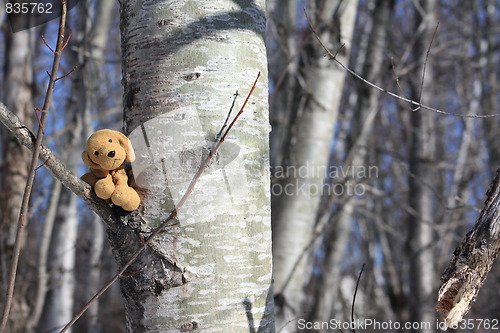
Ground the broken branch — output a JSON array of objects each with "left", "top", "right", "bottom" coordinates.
[{"left": 436, "top": 167, "right": 500, "bottom": 330}]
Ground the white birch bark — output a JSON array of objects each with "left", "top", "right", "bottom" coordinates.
[
  {"left": 0, "top": 13, "right": 33, "bottom": 333},
  {"left": 39, "top": 2, "right": 99, "bottom": 330},
  {"left": 407, "top": 1, "right": 438, "bottom": 330},
  {"left": 270, "top": 2, "right": 358, "bottom": 330},
  {"left": 117, "top": 1, "right": 273, "bottom": 332},
  {"left": 26, "top": 179, "right": 61, "bottom": 332},
  {"left": 38, "top": 192, "right": 78, "bottom": 333},
  {"left": 311, "top": 0, "right": 392, "bottom": 325},
  {"left": 81, "top": 2, "right": 116, "bottom": 331}
]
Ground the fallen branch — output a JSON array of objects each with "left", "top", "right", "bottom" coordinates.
[{"left": 436, "top": 167, "right": 500, "bottom": 330}]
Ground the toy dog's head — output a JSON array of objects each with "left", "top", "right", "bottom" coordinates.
[{"left": 82, "top": 129, "right": 135, "bottom": 171}]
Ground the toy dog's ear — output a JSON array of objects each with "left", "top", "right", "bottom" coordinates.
[
  {"left": 116, "top": 132, "right": 135, "bottom": 162},
  {"left": 82, "top": 151, "right": 101, "bottom": 169}
]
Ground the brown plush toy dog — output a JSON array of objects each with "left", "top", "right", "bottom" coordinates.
[{"left": 81, "top": 129, "right": 140, "bottom": 211}]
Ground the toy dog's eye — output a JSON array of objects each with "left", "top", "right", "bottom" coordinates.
[
  {"left": 108, "top": 139, "right": 112, "bottom": 143},
  {"left": 94, "top": 151, "right": 99, "bottom": 156}
]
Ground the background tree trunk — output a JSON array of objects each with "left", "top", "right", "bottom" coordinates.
[
  {"left": 406, "top": 1, "right": 438, "bottom": 330},
  {"left": 117, "top": 0, "right": 273, "bottom": 331},
  {"left": 37, "top": 1, "right": 91, "bottom": 329},
  {"left": 77, "top": 1, "right": 116, "bottom": 331},
  {"left": 482, "top": 0, "right": 500, "bottom": 172},
  {"left": 0, "top": 13, "right": 34, "bottom": 333},
  {"left": 309, "top": 0, "right": 393, "bottom": 326},
  {"left": 270, "top": 1, "right": 358, "bottom": 331}
]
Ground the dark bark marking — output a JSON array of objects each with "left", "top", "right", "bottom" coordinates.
[
  {"left": 126, "top": 85, "right": 141, "bottom": 109},
  {"left": 153, "top": 279, "right": 165, "bottom": 296},
  {"left": 182, "top": 72, "right": 201, "bottom": 81},
  {"left": 157, "top": 19, "right": 173, "bottom": 26},
  {"left": 180, "top": 320, "right": 199, "bottom": 332}
]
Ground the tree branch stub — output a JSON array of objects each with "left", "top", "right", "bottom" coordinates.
[{"left": 436, "top": 167, "right": 500, "bottom": 330}]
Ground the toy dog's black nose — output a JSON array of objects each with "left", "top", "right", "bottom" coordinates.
[{"left": 107, "top": 151, "right": 115, "bottom": 158}]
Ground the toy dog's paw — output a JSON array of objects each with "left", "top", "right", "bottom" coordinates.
[
  {"left": 94, "top": 177, "right": 114, "bottom": 199},
  {"left": 111, "top": 185, "right": 129, "bottom": 206},
  {"left": 111, "top": 186, "right": 140, "bottom": 211},
  {"left": 121, "top": 198, "right": 140, "bottom": 211}
]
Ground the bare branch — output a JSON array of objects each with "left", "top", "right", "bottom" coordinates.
[
  {"left": 61, "top": 28, "right": 73, "bottom": 51},
  {"left": 41, "top": 35, "right": 55, "bottom": 54},
  {"left": 215, "top": 90, "right": 239, "bottom": 140},
  {"left": 414, "top": 22, "right": 439, "bottom": 112},
  {"left": 304, "top": 8, "right": 500, "bottom": 119},
  {"left": 350, "top": 264, "right": 365, "bottom": 333},
  {"left": 55, "top": 65, "right": 78, "bottom": 81}
]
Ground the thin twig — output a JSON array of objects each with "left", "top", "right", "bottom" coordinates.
[
  {"left": 120, "top": 263, "right": 148, "bottom": 278},
  {"left": 61, "top": 29, "right": 73, "bottom": 51},
  {"left": 413, "top": 22, "right": 439, "bottom": 111},
  {"left": 33, "top": 108, "right": 46, "bottom": 134},
  {"left": 35, "top": 157, "right": 51, "bottom": 171},
  {"left": 0, "top": 2, "right": 68, "bottom": 331},
  {"left": 350, "top": 264, "right": 365, "bottom": 333},
  {"left": 60, "top": 72, "right": 261, "bottom": 333},
  {"left": 304, "top": 8, "right": 500, "bottom": 119},
  {"left": 55, "top": 65, "right": 78, "bottom": 81},
  {"left": 41, "top": 35, "right": 55, "bottom": 54},
  {"left": 216, "top": 90, "right": 239, "bottom": 140},
  {"left": 391, "top": 57, "right": 405, "bottom": 97}
]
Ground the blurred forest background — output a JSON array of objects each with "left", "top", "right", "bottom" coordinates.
[{"left": 0, "top": 0, "right": 499, "bottom": 332}]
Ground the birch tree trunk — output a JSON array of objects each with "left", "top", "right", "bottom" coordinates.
[
  {"left": 80, "top": 2, "right": 116, "bottom": 331},
  {"left": 268, "top": 0, "right": 297, "bottom": 169},
  {"left": 38, "top": 2, "right": 93, "bottom": 329},
  {"left": 481, "top": 0, "right": 500, "bottom": 172},
  {"left": 116, "top": 1, "right": 273, "bottom": 331},
  {"left": 407, "top": 1, "right": 438, "bottom": 330},
  {"left": 38, "top": 191, "right": 78, "bottom": 332},
  {"left": 310, "top": 0, "right": 392, "bottom": 325},
  {"left": 270, "top": 1, "right": 358, "bottom": 330},
  {"left": 0, "top": 13, "right": 33, "bottom": 333}
]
